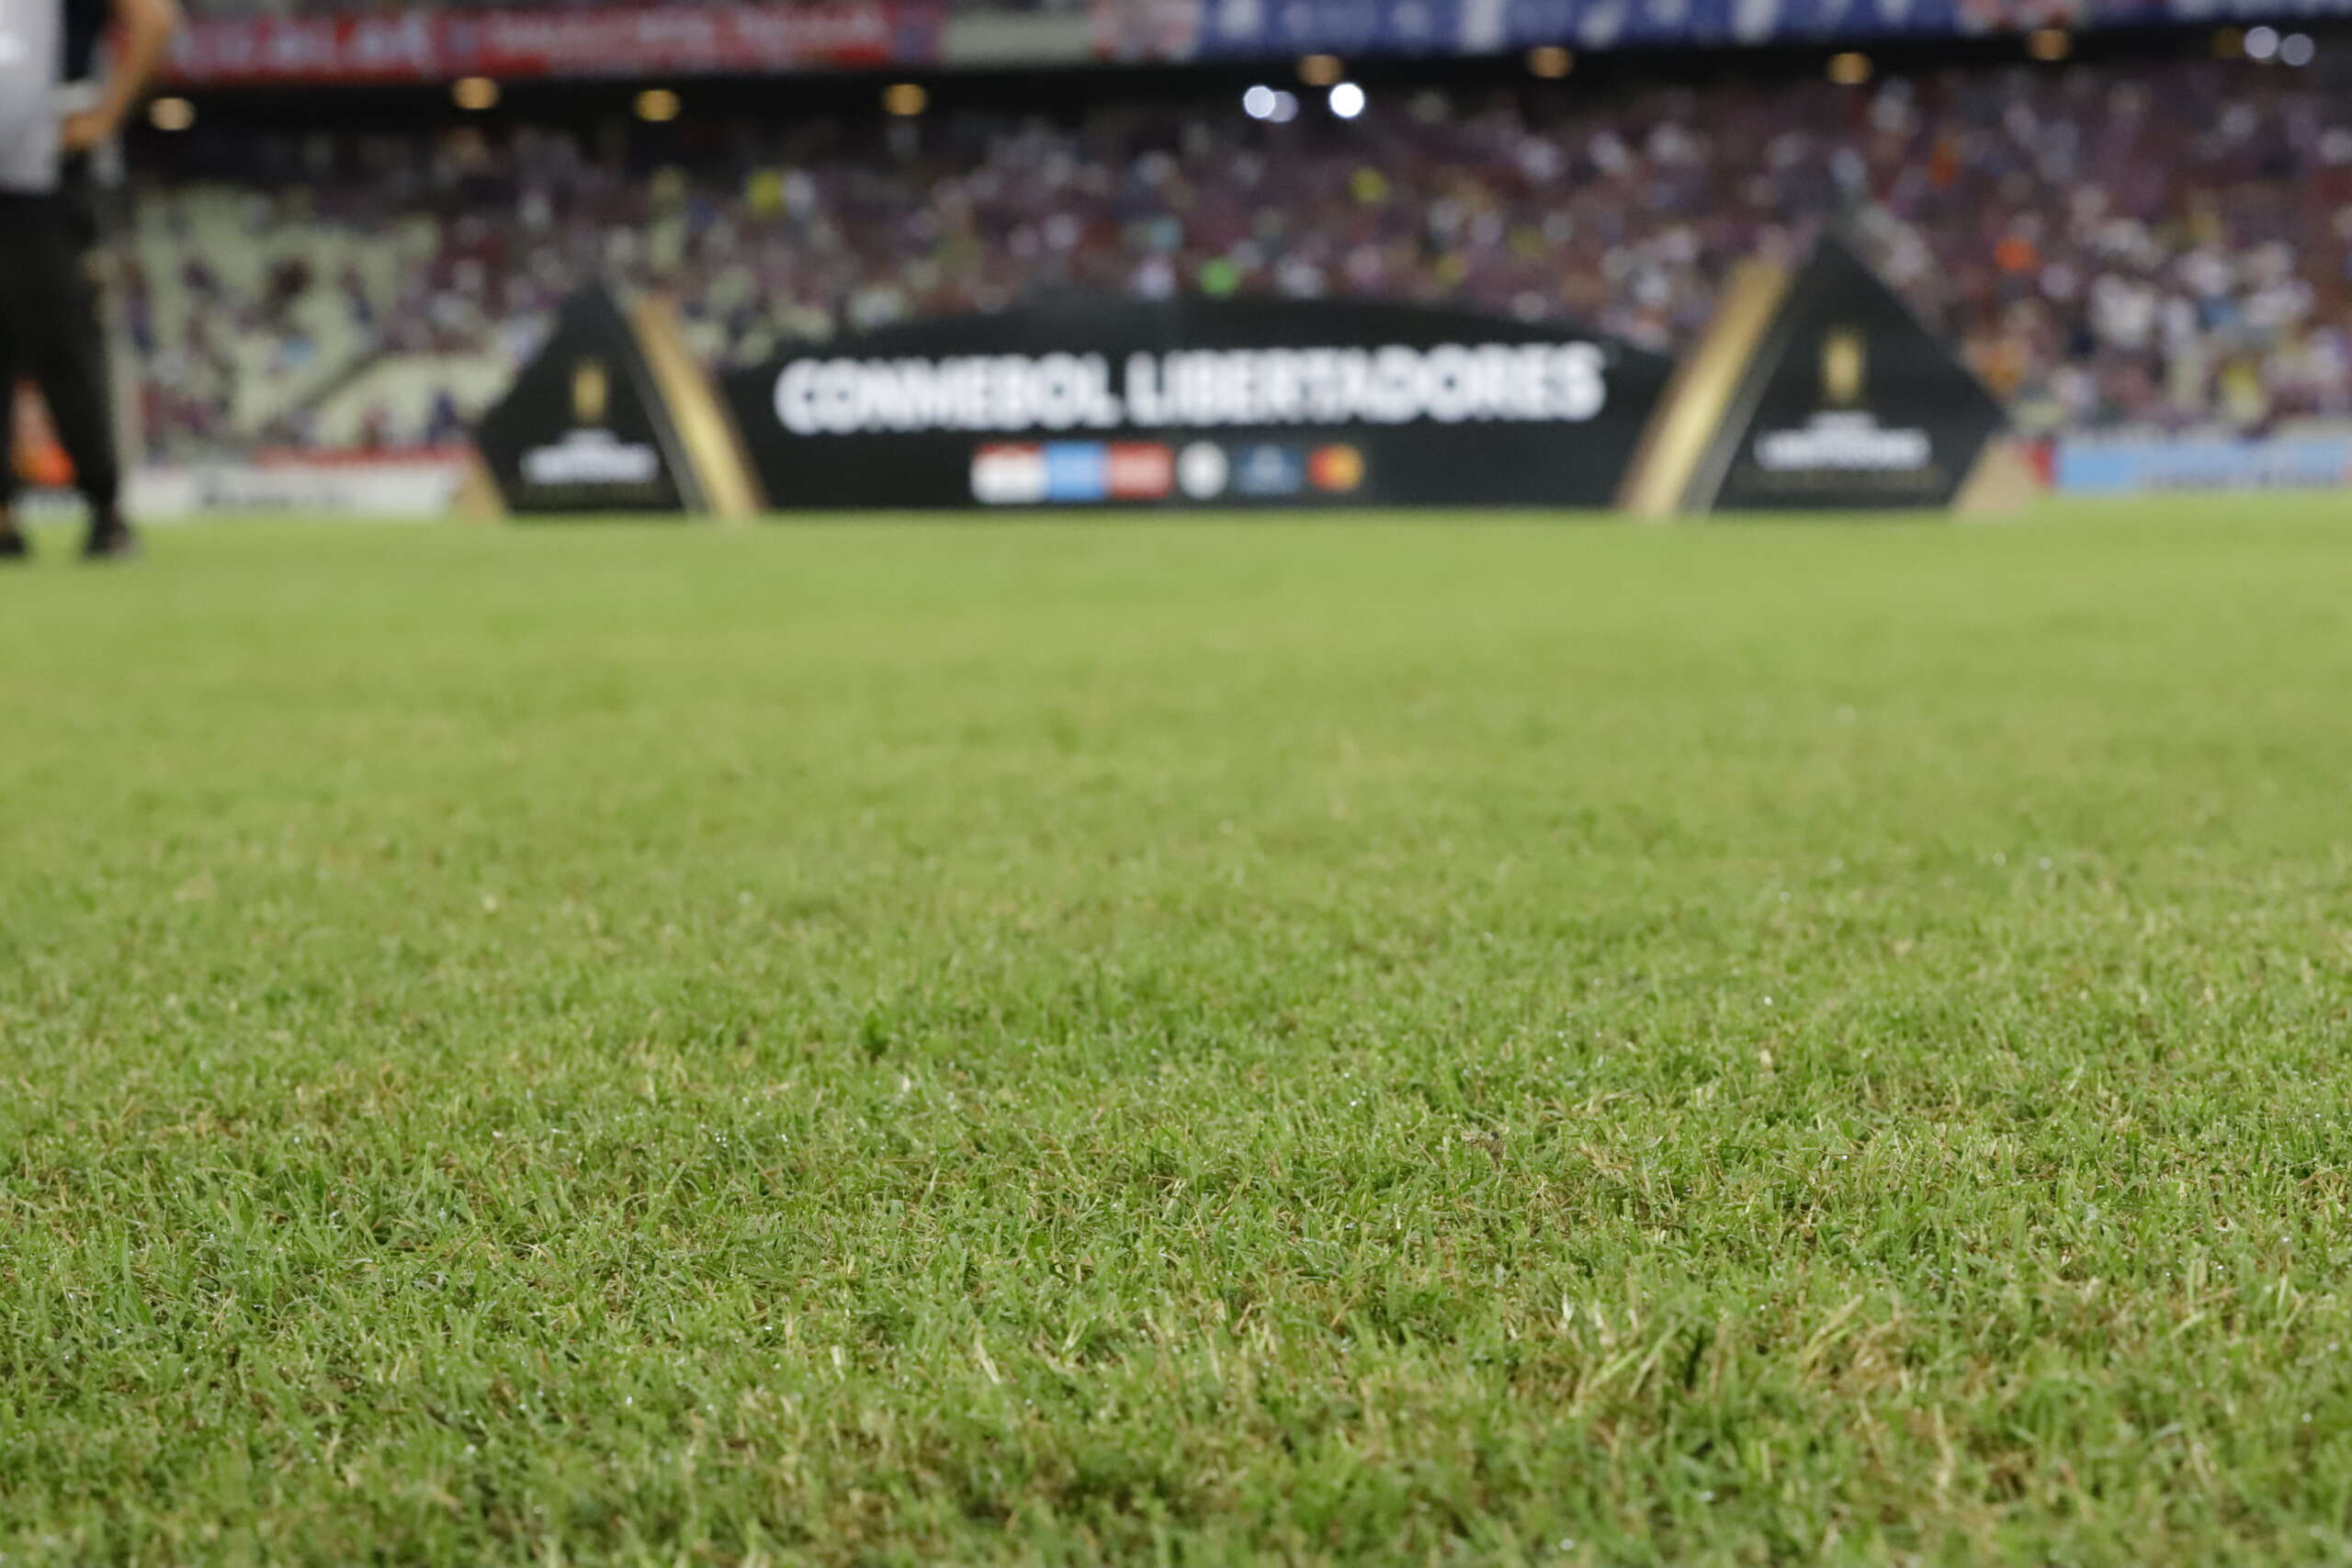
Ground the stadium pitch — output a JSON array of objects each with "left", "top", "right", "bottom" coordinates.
[{"left": 4, "top": 499, "right": 2350, "bottom": 1565}]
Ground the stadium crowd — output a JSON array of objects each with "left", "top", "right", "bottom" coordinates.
[{"left": 121, "top": 54, "right": 2352, "bottom": 455}]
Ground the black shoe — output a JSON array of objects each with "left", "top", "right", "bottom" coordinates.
[
  {"left": 0, "top": 529, "right": 27, "bottom": 563},
  {"left": 82, "top": 520, "right": 141, "bottom": 561}
]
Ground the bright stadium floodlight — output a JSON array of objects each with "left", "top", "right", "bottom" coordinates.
[
  {"left": 2244, "top": 25, "right": 2279, "bottom": 60},
  {"left": 2280, "top": 31, "right": 2315, "bottom": 65},
  {"left": 1329, "top": 82, "right": 1366, "bottom": 119},
  {"left": 1243, "top": 85, "right": 1279, "bottom": 119}
]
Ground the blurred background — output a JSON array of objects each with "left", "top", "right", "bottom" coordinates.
[{"left": 28, "top": 0, "right": 2352, "bottom": 503}]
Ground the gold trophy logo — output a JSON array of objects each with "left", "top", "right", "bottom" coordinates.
[
  {"left": 1820, "top": 327, "right": 1866, "bottom": 408},
  {"left": 572, "top": 359, "right": 611, "bottom": 427}
]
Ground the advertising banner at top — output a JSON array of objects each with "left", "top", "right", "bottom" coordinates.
[
  {"left": 163, "top": 0, "right": 2352, "bottom": 84},
  {"left": 1111, "top": 0, "right": 1970, "bottom": 62},
  {"left": 718, "top": 293, "right": 1674, "bottom": 511},
  {"left": 164, "top": 2, "right": 937, "bottom": 85},
  {"left": 1094, "top": 0, "right": 2351, "bottom": 62}
]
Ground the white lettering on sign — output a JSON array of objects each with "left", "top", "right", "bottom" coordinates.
[
  {"left": 521, "top": 429, "right": 662, "bottom": 486},
  {"left": 778, "top": 354, "right": 1125, "bottom": 435},
  {"left": 1753, "top": 412, "right": 1932, "bottom": 472},
  {"left": 775, "top": 343, "right": 1608, "bottom": 436}
]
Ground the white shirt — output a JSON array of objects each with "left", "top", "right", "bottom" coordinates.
[{"left": 0, "top": 0, "right": 62, "bottom": 195}]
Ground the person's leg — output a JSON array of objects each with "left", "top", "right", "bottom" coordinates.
[
  {"left": 0, "top": 368, "right": 25, "bottom": 555},
  {"left": 17, "top": 213, "right": 130, "bottom": 554},
  {"left": 0, "top": 413, "right": 25, "bottom": 558},
  {"left": 0, "top": 220, "right": 30, "bottom": 561}
]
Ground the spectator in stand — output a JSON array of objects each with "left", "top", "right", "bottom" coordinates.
[{"left": 424, "top": 389, "right": 464, "bottom": 445}]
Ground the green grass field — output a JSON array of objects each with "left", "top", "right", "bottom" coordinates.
[{"left": 5, "top": 501, "right": 2352, "bottom": 1566}]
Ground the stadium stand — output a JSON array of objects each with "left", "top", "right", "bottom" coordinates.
[{"left": 119, "top": 54, "right": 2352, "bottom": 457}]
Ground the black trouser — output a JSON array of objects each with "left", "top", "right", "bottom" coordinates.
[{"left": 0, "top": 190, "right": 121, "bottom": 520}]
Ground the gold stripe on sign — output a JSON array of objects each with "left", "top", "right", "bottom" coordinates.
[
  {"left": 1951, "top": 436, "right": 2041, "bottom": 519},
  {"left": 628, "top": 296, "right": 768, "bottom": 522},
  {"left": 453, "top": 450, "right": 508, "bottom": 522},
  {"left": 1616, "top": 257, "right": 1792, "bottom": 519}
]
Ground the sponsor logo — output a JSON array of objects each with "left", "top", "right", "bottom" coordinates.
[
  {"left": 1176, "top": 442, "right": 1229, "bottom": 501},
  {"left": 1758, "top": 411, "right": 1938, "bottom": 472},
  {"left": 514, "top": 355, "right": 667, "bottom": 491},
  {"left": 1308, "top": 444, "right": 1364, "bottom": 493},
  {"left": 1819, "top": 326, "right": 1866, "bottom": 408},
  {"left": 1749, "top": 326, "right": 1933, "bottom": 474},
  {"left": 1106, "top": 443, "right": 1175, "bottom": 500},
  {"left": 1751, "top": 412, "right": 1931, "bottom": 473},
  {"left": 520, "top": 428, "right": 663, "bottom": 488},
  {"left": 976, "top": 441, "right": 1177, "bottom": 504},
  {"left": 572, "top": 357, "right": 611, "bottom": 425},
  {"left": 1043, "top": 442, "right": 1110, "bottom": 502},
  {"left": 775, "top": 342, "right": 1610, "bottom": 436},
  {"left": 971, "top": 443, "right": 1047, "bottom": 504},
  {"left": 1233, "top": 444, "right": 1306, "bottom": 498}
]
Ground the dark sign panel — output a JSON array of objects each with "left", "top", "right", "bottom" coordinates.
[
  {"left": 718, "top": 294, "right": 1674, "bottom": 512},
  {"left": 474, "top": 290, "right": 690, "bottom": 515},
  {"left": 1695, "top": 237, "right": 2007, "bottom": 513}
]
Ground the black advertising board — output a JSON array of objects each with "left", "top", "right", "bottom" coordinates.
[
  {"left": 474, "top": 290, "right": 693, "bottom": 516},
  {"left": 1690, "top": 237, "right": 2007, "bottom": 513},
  {"left": 718, "top": 294, "right": 1675, "bottom": 511}
]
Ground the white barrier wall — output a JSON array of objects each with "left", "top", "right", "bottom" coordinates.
[{"left": 22, "top": 452, "right": 477, "bottom": 522}]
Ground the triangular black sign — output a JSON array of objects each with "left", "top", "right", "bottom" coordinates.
[
  {"left": 473, "top": 289, "right": 692, "bottom": 515},
  {"left": 1691, "top": 236, "right": 2007, "bottom": 512}
]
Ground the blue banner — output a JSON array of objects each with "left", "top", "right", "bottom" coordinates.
[
  {"left": 1153, "top": 0, "right": 2352, "bottom": 59},
  {"left": 2054, "top": 434, "right": 2352, "bottom": 496}
]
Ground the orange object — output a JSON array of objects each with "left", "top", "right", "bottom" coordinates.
[
  {"left": 12, "top": 383, "right": 72, "bottom": 488},
  {"left": 1308, "top": 444, "right": 1365, "bottom": 493},
  {"left": 1993, "top": 234, "right": 2038, "bottom": 274}
]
